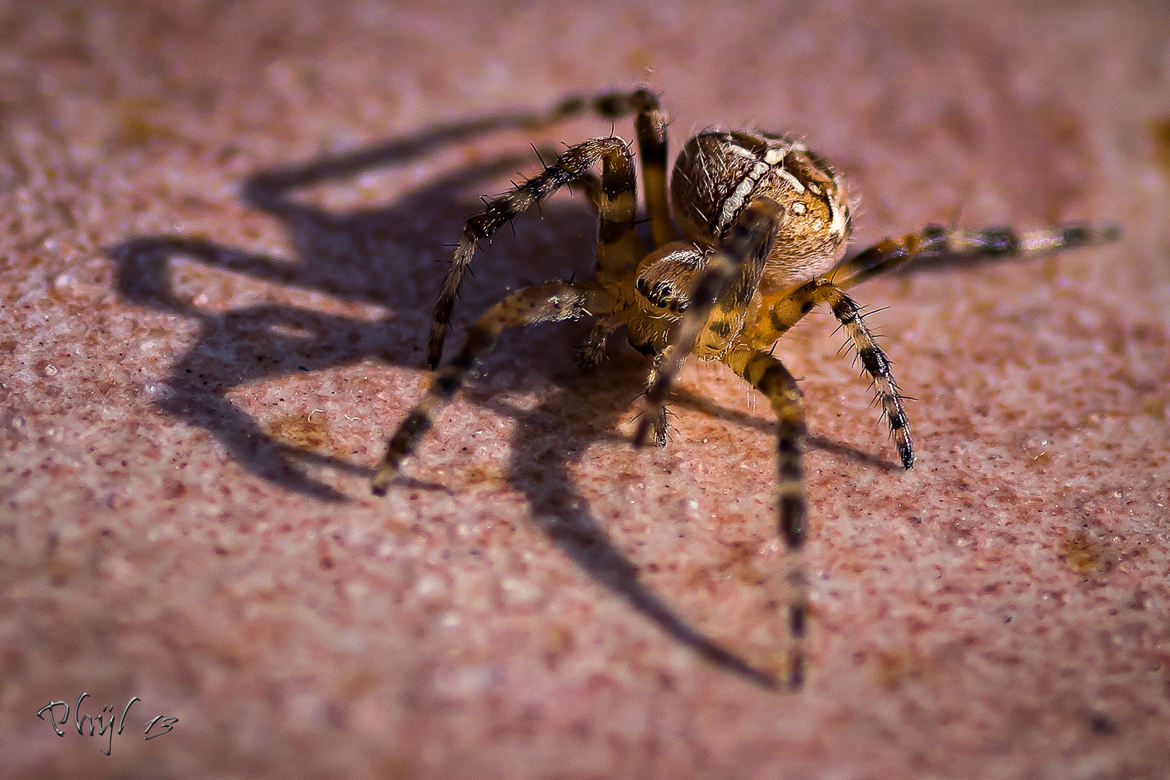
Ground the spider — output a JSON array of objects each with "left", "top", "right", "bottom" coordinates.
[{"left": 371, "top": 88, "right": 1116, "bottom": 689}]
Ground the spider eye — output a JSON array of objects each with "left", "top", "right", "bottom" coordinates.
[
  {"left": 636, "top": 277, "right": 685, "bottom": 312},
  {"left": 634, "top": 245, "right": 706, "bottom": 315}
]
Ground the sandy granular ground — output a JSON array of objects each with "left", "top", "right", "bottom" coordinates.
[{"left": 3, "top": 1, "right": 1168, "bottom": 776}]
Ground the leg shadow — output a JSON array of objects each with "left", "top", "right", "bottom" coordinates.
[
  {"left": 468, "top": 344, "right": 783, "bottom": 688},
  {"left": 111, "top": 111, "right": 593, "bottom": 499}
]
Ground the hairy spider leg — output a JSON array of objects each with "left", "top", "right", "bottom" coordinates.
[
  {"left": 830, "top": 223, "right": 1121, "bottom": 289},
  {"left": 576, "top": 314, "right": 626, "bottom": 371},
  {"left": 634, "top": 200, "right": 784, "bottom": 448},
  {"left": 743, "top": 280, "right": 914, "bottom": 469},
  {"left": 637, "top": 354, "right": 670, "bottom": 445},
  {"left": 594, "top": 143, "right": 642, "bottom": 283},
  {"left": 724, "top": 347, "right": 809, "bottom": 690},
  {"left": 549, "top": 87, "right": 674, "bottom": 247},
  {"left": 631, "top": 93, "right": 674, "bottom": 248},
  {"left": 427, "top": 137, "right": 639, "bottom": 369},
  {"left": 554, "top": 160, "right": 604, "bottom": 215},
  {"left": 375, "top": 281, "right": 616, "bottom": 495},
  {"left": 536, "top": 140, "right": 643, "bottom": 368}
]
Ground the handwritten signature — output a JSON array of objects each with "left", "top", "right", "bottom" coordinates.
[{"left": 36, "top": 693, "right": 178, "bottom": 756}]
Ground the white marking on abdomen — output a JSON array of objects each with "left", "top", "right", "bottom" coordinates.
[
  {"left": 774, "top": 167, "right": 806, "bottom": 194},
  {"left": 716, "top": 160, "right": 770, "bottom": 232}
]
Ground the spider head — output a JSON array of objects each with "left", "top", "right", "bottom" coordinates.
[
  {"left": 632, "top": 244, "right": 706, "bottom": 314},
  {"left": 625, "top": 243, "right": 707, "bottom": 354},
  {"left": 671, "top": 131, "right": 852, "bottom": 287}
]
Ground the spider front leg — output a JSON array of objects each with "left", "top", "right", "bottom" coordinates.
[
  {"left": 724, "top": 347, "right": 809, "bottom": 690},
  {"left": 633, "top": 200, "right": 783, "bottom": 447},
  {"left": 745, "top": 279, "right": 914, "bottom": 469},
  {"left": 428, "top": 137, "right": 639, "bottom": 368},
  {"left": 374, "top": 281, "right": 614, "bottom": 495},
  {"left": 831, "top": 223, "right": 1120, "bottom": 289}
]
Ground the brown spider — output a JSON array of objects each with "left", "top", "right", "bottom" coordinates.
[{"left": 371, "top": 88, "right": 1116, "bottom": 689}]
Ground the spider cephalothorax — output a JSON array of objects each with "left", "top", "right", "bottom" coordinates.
[{"left": 371, "top": 88, "right": 1115, "bottom": 689}]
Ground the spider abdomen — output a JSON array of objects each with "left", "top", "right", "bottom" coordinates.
[{"left": 671, "top": 130, "right": 853, "bottom": 288}]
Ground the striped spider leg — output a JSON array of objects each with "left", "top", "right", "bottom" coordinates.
[
  {"left": 830, "top": 223, "right": 1121, "bottom": 289},
  {"left": 372, "top": 280, "right": 617, "bottom": 494},
  {"left": 426, "top": 88, "right": 670, "bottom": 369},
  {"left": 376, "top": 89, "right": 670, "bottom": 490}
]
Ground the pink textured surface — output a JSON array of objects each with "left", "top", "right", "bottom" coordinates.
[{"left": 3, "top": 1, "right": 1169, "bottom": 776}]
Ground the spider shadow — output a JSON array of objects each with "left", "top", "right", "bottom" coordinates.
[
  {"left": 109, "top": 108, "right": 894, "bottom": 689},
  {"left": 467, "top": 346, "right": 782, "bottom": 688},
  {"left": 669, "top": 387, "right": 904, "bottom": 473},
  {"left": 109, "top": 111, "right": 788, "bottom": 686},
  {"left": 111, "top": 111, "right": 587, "bottom": 501},
  {"left": 466, "top": 323, "right": 903, "bottom": 688}
]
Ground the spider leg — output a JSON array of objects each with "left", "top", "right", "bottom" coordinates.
[
  {"left": 723, "top": 347, "right": 809, "bottom": 690},
  {"left": 629, "top": 91, "right": 675, "bottom": 248},
  {"left": 633, "top": 200, "right": 783, "bottom": 447},
  {"left": 376, "top": 280, "right": 614, "bottom": 495},
  {"left": 638, "top": 355, "right": 670, "bottom": 446},
  {"left": 531, "top": 145, "right": 609, "bottom": 221},
  {"left": 548, "top": 87, "right": 675, "bottom": 247},
  {"left": 576, "top": 315, "right": 623, "bottom": 371},
  {"left": 593, "top": 139, "right": 643, "bottom": 285},
  {"left": 830, "top": 223, "right": 1120, "bottom": 289},
  {"left": 428, "top": 137, "right": 639, "bottom": 369},
  {"left": 533, "top": 145, "right": 648, "bottom": 274},
  {"left": 743, "top": 279, "right": 914, "bottom": 469},
  {"left": 572, "top": 172, "right": 605, "bottom": 215},
  {"left": 547, "top": 86, "right": 654, "bottom": 122}
]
